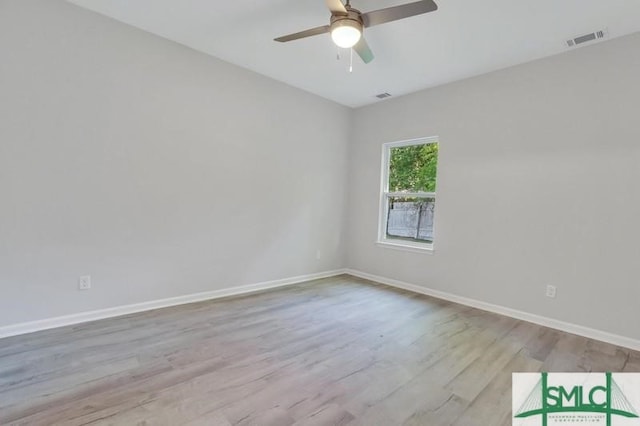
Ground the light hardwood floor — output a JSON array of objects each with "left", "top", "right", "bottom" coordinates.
[{"left": 1, "top": 275, "right": 638, "bottom": 425}]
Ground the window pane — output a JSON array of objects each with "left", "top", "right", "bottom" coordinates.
[
  {"left": 386, "top": 196, "right": 435, "bottom": 243},
  {"left": 388, "top": 143, "right": 438, "bottom": 192}
]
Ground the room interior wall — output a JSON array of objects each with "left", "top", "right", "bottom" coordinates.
[
  {"left": 347, "top": 32, "right": 640, "bottom": 340},
  {"left": 2, "top": 0, "right": 639, "bottom": 344},
  {"left": 0, "top": 0, "right": 350, "bottom": 327}
]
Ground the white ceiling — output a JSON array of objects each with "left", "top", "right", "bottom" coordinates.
[{"left": 67, "top": 0, "right": 640, "bottom": 108}]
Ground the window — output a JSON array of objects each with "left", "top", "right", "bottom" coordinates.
[{"left": 378, "top": 137, "right": 439, "bottom": 251}]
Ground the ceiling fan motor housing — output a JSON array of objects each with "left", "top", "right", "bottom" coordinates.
[{"left": 330, "top": 9, "right": 363, "bottom": 34}]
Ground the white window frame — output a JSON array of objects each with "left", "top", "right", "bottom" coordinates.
[{"left": 377, "top": 136, "right": 438, "bottom": 253}]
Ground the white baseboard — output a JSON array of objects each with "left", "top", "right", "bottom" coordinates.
[
  {"left": 5, "top": 268, "right": 639, "bottom": 352},
  {"left": 345, "top": 269, "right": 640, "bottom": 352},
  {"left": 0, "top": 269, "right": 347, "bottom": 339}
]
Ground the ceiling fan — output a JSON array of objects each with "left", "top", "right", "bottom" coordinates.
[{"left": 274, "top": 0, "right": 438, "bottom": 64}]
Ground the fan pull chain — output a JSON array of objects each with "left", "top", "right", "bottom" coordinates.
[{"left": 349, "top": 48, "right": 353, "bottom": 73}]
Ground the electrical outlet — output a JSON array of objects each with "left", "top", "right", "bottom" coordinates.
[
  {"left": 79, "top": 275, "right": 91, "bottom": 290},
  {"left": 316, "top": 249, "right": 322, "bottom": 260},
  {"left": 546, "top": 285, "right": 556, "bottom": 298}
]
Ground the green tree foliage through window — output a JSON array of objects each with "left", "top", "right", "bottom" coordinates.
[{"left": 388, "top": 143, "right": 438, "bottom": 192}]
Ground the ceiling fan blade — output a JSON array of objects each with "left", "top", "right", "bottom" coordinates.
[
  {"left": 362, "top": 0, "right": 438, "bottom": 28},
  {"left": 325, "top": 0, "right": 347, "bottom": 14},
  {"left": 274, "top": 25, "right": 331, "bottom": 43},
  {"left": 353, "top": 37, "right": 374, "bottom": 64}
]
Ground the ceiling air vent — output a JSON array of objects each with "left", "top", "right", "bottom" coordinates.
[
  {"left": 566, "top": 29, "right": 607, "bottom": 47},
  {"left": 375, "top": 92, "right": 392, "bottom": 99}
]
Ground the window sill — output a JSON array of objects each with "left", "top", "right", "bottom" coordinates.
[{"left": 376, "top": 240, "right": 435, "bottom": 255}]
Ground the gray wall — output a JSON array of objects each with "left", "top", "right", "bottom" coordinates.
[
  {"left": 2, "top": 0, "right": 639, "bottom": 342},
  {"left": 0, "top": 0, "right": 350, "bottom": 326},
  {"left": 347, "top": 32, "right": 640, "bottom": 340}
]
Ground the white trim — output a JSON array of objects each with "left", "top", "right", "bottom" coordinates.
[
  {"left": 345, "top": 269, "right": 640, "bottom": 352},
  {"left": 4, "top": 268, "right": 638, "bottom": 352},
  {"left": 0, "top": 269, "right": 346, "bottom": 340},
  {"left": 387, "top": 191, "right": 436, "bottom": 198},
  {"left": 384, "top": 135, "right": 439, "bottom": 149},
  {"left": 376, "top": 240, "right": 434, "bottom": 254}
]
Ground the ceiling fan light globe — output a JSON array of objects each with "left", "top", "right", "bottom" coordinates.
[{"left": 330, "top": 21, "right": 362, "bottom": 48}]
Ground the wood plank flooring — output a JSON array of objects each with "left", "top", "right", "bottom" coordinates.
[{"left": 1, "top": 275, "right": 638, "bottom": 425}]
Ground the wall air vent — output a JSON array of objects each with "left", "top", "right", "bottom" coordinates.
[
  {"left": 566, "top": 29, "right": 607, "bottom": 47},
  {"left": 375, "top": 92, "right": 392, "bottom": 99}
]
